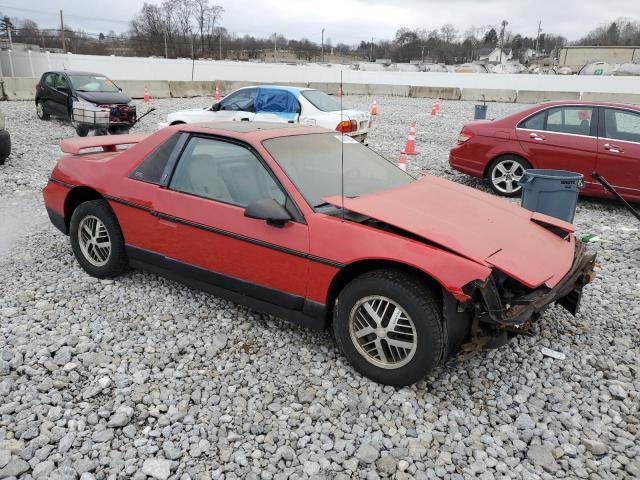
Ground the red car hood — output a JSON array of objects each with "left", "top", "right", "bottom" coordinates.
[{"left": 324, "top": 176, "right": 576, "bottom": 288}]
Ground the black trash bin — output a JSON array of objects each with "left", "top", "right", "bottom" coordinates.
[{"left": 518, "top": 169, "right": 584, "bottom": 223}]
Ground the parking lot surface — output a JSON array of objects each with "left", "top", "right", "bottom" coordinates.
[{"left": 0, "top": 96, "right": 638, "bottom": 479}]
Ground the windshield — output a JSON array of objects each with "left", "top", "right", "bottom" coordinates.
[
  {"left": 69, "top": 75, "right": 120, "bottom": 93},
  {"left": 263, "top": 133, "right": 414, "bottom": 210},
  {"left": 301, "top": 90, "right": 343, "bottom": 112}
]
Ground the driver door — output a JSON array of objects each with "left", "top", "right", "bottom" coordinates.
[
  {"left": 152, "top": 134, "right": 310, "bottom": 304},
  {"left": 49, "top": 73, "right": 71, "bottom": 117},
  {"left": 213, "top": 88, "right": 256, "bottom": 122}
]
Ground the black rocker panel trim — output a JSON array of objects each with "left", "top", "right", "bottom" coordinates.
[{"left": 125, "top": 245, "right": 328, "bottom": 330}]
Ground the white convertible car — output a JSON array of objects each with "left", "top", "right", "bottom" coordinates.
[{"left": 158, "top": 85, "right": 370, "bottom": 141}]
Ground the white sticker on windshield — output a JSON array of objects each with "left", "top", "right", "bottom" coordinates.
[
  {"left": 96, "top": 76, "right": 107, "bottom": 80},
  {"left": 334, "top": 135, "right": 358, "bottom": 144}
]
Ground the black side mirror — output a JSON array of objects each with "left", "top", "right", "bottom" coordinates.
[
  {"left": 244, "top": 199, "right": 292, "bottom": 227},
  {"left": 211, "top": 103, "right": 221, "bottom": 112}
]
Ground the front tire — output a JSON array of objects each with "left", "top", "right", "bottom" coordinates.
[
  {"left": 333, "top": 270, "right": 444, "bottom": 386},
  {"left": 487, "top": 155, "right": 530, "bottom": 197},
  {"left": 0, "top": 130, "right": 10, "bottom": 165},
  {"left": 36, "top": 100, "right": 50, "bottom": 120},
  {"left": 69, "top": 200, "right": 128, "bottom": 278}
]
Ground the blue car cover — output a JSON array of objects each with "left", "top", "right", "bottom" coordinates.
[{"left": 254, "top": 87, "right": 300, "bottom": 121}]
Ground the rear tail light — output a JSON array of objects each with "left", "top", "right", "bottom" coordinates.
[
  {"left": 457, "top": 129, "right": 474, "bottom": 144},
  {"left": 336, "top": 120, "right": 357, "bottom": 133}
]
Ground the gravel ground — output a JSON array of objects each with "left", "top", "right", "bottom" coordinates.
[{"left": 0, "top": 96, "right": 638, "bottom": 480}]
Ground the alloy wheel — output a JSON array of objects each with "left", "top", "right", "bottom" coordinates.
[
  {"left": 491, "top": 159, "right": 525, "bottom": 194},
  {"left": 349, "top": 295, "right": 417, "bottom": 369},
  {"left": 78, "top": 215, "right": 111, "bottom": 267},
  {"left": 36, "top": 102, "right": 44, "bottom": 118}
]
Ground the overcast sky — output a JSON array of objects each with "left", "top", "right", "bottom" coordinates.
[{"left": 0, "top": 0, "right": 636, "bottom": 44}]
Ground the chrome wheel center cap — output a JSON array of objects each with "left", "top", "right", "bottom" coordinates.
[{"left": 375, "top": 327, "right": 386, "bottom": 338}]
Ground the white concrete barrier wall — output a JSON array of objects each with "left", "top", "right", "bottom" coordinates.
[{"left": 1, "top": 50, "right": 639, "bottom": 95}]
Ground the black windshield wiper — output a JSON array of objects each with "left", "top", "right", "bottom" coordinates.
[{"left": 313, "top": 201, "right": 333, "bottom": 209}]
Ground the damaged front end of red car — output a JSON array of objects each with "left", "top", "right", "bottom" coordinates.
[{"left": 456, "top": 241, "right": 597, "bottom": 351}]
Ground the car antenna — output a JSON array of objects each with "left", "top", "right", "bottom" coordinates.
[{"left": 340, "top": 70, "right": 345, "bottom": 222}]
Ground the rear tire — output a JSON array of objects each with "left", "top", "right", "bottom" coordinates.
[
  {"left": 69, "top": 200, "right": 128, "bottom": 278},
  {"left": 332, "top": 270, "right": 444, "bottom": 386},
  {"left": 487, "top": 155, "right": 531, "bottom": 197},
  {"left": 108, "top": 126, "right": 130, "bottom": 135},
  {"left": 75, "top": 124, "right": 90, "bottom": 137}
]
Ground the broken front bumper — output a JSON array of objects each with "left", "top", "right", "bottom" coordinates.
[{"left": 473, "top": 242, "right": 596, "bottom": 326}]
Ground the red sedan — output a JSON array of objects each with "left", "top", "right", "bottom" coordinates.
[
  {"left": 449, "top": 101, "right": 640, "bottom": 202},
  {"left": 43, "top": 123, "right": 596, "bottom": 386}
]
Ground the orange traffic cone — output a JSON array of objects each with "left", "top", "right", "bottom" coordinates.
[
  {"left": 431, "top": 102, "right": 438, "bottom": 117},
  {"left": 398, "top": 153, "right": 407, "bottom": 171},
  {"left": 370, "top": 101, "right": 378, "bottom": 116},
  {"left": 214, "top": 84, "right": 221, "bottom": 102},
  {"left": 143, "top": 86, "right": 150, "bottom": 103},
  {"left": 401, "top": 121, "right": 418, "bottom": 155},
  {"left": 336, "top": 86, "right": 342, "bottom": 98}
]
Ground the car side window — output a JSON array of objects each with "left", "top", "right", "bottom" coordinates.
[
  {"left": 603, "top": 109, "right": 640, "bottom": 143},
  {"left": 219, "top": 88, "right": 256, "bottom": 112},
  {"left": 545, "top": 107, "right": 593, "bottom": 136},
  {"left": 169, "top": 136, "right": 286, "bottom": 208},
  {"left": 519, "top": 111, "right": 545, "bottom": 130},
  {"left": 54, "top": 74, "right": 64, "bottom": 89},
  {"left": 130, "top": 134, "right": 182, "bottom": 185}
]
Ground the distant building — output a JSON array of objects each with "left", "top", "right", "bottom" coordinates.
[
  {"left": 559, "top": 46, "right": 640, "bottom": 71},
  {"left": 521, "top": 48, "right": 538, "bottom": 63},
  {"left": 478, "top": 47, "right": 512, "bottom": 64}
]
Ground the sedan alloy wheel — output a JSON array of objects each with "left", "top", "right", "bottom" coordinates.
[{"left": 490, "top": 158, "right": 526, "bottom": 195}]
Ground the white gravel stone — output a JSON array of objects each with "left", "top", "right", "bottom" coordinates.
[
  {"left": 142, "top": 458, "right": 172, "bottom": 480},
  {"left": 0, "top": 450, "right": 10, "bottom": 468},
  {"left": 527, "top": 445, "right": 559, "bottom": 473},
  {"left": 356, "top": 443, "right": 380, "bottom": 464},
  {"left": 0, "top": 456, "right": 30, "bottom": 477}
]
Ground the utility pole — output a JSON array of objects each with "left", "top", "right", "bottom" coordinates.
[
  {"left": 369, "top": 37, "right": 374, "bottom": 62},
  {"left": 321, "top": 28, "right": 325, "bottom": 63},
  {"left": 163, "top": 28, "right": 168, "bottom": 59},
  {"left": 191, "top": 35, "right": 195, "bottom": 80},
  {"left": 534, "top": 21, "right": 542, "bottom": 55},
  {"left": 6, "top": 21, "right": 12, "bottom": 49},
  {"left": 219, "top": 30, "right": 222, "bottom": 60},
  {"left": 60, "top": 10, "right": 65, "bottom": 53},
  {"left": 499, "top": 20, "right": 508, "bottom": 64},
  {"left": 273, "top": 32, "right": 277, "bottom": 63}
]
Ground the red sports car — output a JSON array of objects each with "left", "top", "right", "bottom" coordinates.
[
  {"left": 449, "top": 101, "right": 640, "bottom": 202},
  {"left": 43, "top": 123, "right": 596, "bottom": 386}
]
